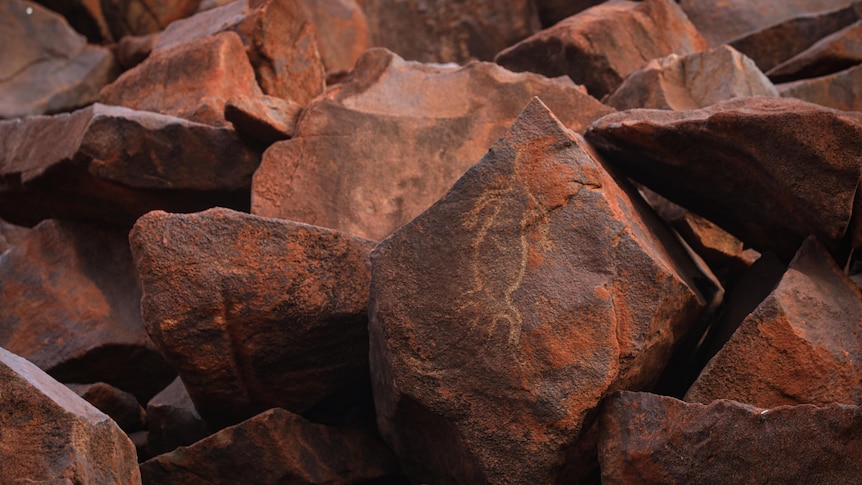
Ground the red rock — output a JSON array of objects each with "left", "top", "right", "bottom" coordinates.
[
  {"left": 152, "top": 0, "right": 325, "bottom": 104},
  {"left": 685, "top": 237, "right": 862, "bottom": 408},
  {"left": 36, "top": 0, "right": 115, "bottom": 42},
  {"left": 302, "top": 0, "right": 370, "bottom": 74},
  {"left": 129, "top": 208, "right": 375, "bottom": 426},
  {"left": 38, "top": 0, "right": 199, "bottom": 40},
  {"left": 0, "top": 220, "right": 175, "bottom": 402},
  {"left": 533, "top": 0, "right": 605, "bottom": 27},
  {"left": 225, "top": 95, "right": 302, "bottom": 144},
  {"left": 605, "top": 46, "right": 778, "bottom": 110},
  {"left": 252, "top": 48, "right": 612, "bottom": 241},
  {"left": 369, "top": 99, "right": 710, "bottom": 483},
  {"left": 140, "top": 408, "right": 402, "bottom": 484},
  {"left": 585, "top": 97, "right": 862, "bottom": 261},
  {"left": 146, "top": 377, "right": 211, "bottom": 455},
  {"left": 359, "top": 0, "right": 540, "bottom": 64},
  {"left": 778, "top": 63, "right": 862, "bottom": 111},
  {"left": 495, "top": 0, "right": 708, "bottom": 99},
  {"left": 101, "top": 31, "right": 261, "bottom": 127},
  {"left": 0, "top": 0, "right": 118, "bottom": 119},
  {"left": 768, "top": 20, "right": 862, "bottom": 82},
  {"left": 0, "top": 346, "right": 141, "bottom": 484},
  {"left": 0, "top": 103, "right": 261, "bottom": 228},
  {"left": 115, "top": 33, "right": 160, "bottom": 70},
  {"left": 599, "top": 391, "right": 862, "bottom": 484},
  {"left": 67, "top": 382, "right": 147, "bottom": 432}
]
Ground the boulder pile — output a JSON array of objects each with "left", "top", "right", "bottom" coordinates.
[{"left": 1, "top": 0, "right": 861, "bottom": 483}]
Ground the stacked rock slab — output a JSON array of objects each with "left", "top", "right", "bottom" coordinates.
[
  {"left": 767, "top": 20, "right": 862, "bottom": 82},
  {"left": 369, "top": 99, "right": 709, "bottom": 483},
  {"left": 0, "top": 347, "right": 141, "bottom": 484},
  {"left": 778, "top": 64, "right": 862, "bottom": 111},
  {"left": 252, "top": 48, "right": 612, "bottom": 242}
]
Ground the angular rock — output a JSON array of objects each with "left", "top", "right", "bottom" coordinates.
[
  {"left": 729, "top": 3, "right": 861, "bottom": 72},
  {"left": 778, "top": 63, "right": 862, "bottom": 111},
  {"left": 360, "top": 0, "right": 540, "bottom": 64},
  {"left": 495, "top": 0, "right": 708, "bottom": 99},
  {"left": 685, "top": 237, "right": 862, "bottom": 408},
  {"left": 369, "top": 99, "right": 709, "bottom": 484},
  {"left": 0, "top": 220, "right": 175, "bottom": 402},
  {"left": 0, "top": 103, "right": 261, "bottom": 228},
  {"left": 130, "top": 208, "right": 375, "bottom": 426},
  {"left": 37, "top": 0, "right": 199, "bottom": 40},
  {"left": 147, "top": 377, "right": 211, "bottom": 455},
  {"left": 679, "top": 0, "right": 853, "bottom": 47},
  {"left": 533, "top": 0, "right": 605, "bottom": 28},
  {"left": 768, "top": 20, "right": 862, "bottom": 82},
  {"left": 252, "top": 48, "right": 613, "bottom": 241},
  {"left": 0, "top": 347, "right": 141, "bottom": 484},
  {"left": 585, "top": 97, "right": 862, "bottom": 261},
  {"left": 225, "top": 95, "right": 302, "bottom": 144},
  {"left": 605, "top": 46, "right": 778, "bottom": 110},
  {"left": 0, "top": 0, "right": 118, "bottom": 119},
  {"left": 600, "top": 391, "right": 862, "bottom": 484},
  {"left": 101, "top": 31, "right": 262, "bottom": 127},
  {"left": 0, "top": 219, "right": 29, "bottom": 254},
  {"left": 302, "top": 0, "right": 369, "bottom": 74},
  {"left": 67, "top": 382, "right": 147, "bottom": 432},
  {"left": 140, "top": 408, "right": 402, "bottom": 484},
  {"left": 153, "top": 0, "right": 325, "bottom": 104},
  {"left": 115, "top": 33, "right": 160, "bottom": 70}
]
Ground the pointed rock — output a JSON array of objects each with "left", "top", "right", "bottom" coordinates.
[
  {"left": 585, "top": 97, "right": 862, "bottom": 261},
  {"left": 768, "top": 20, "right": 862, "bottom": 82},
  {"left": 225, "top": 95, "right": 302, "bottom": 144},
  {"left": 146, "top": 377, "right": 211, "bottom": 455},
  {"left": 369, "top": 99, "right": 709, "bottom": 483},
  {"left": 778, "top": 63, "right": 862, "bottom": 111},
  {"left": 67, "top": 382, "right": 147, "bottom": 432}
]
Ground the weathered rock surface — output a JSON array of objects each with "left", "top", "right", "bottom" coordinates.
[
  {"left": 495, "top": 0, "right": 708, "bottom": 99},
  {"left": 0, "top": 219, "right": 29, "bottom": 254},
  {"left": 100, "top": 31, "right": 262, "bottom": 127},
  {"left": 585, "top": 97, "right": 862, "bottom": 261},
  {"left": 359, "top": 0, "right": 540, "bottom": 64},
  {"left": 369, "top": 99, "right": 709, "bottom": 484},
  {"left": 252, "top": 48, "right": 612, "bottom": 241},
  {"left": 146, "top": 377, "right": 211, "bottom": 455},
  {"left": 67, "top": 382, "right": 147, "bottom": 432},
  {"left": 768, "top": 20, "right": 862, "bottom": 82},
  {"left": 0, "top": 103, "right": 261, "bottom": 227},
  {"left": 0, "top": 346, "right": 141, "bottom": 484},
  {"left": 0, "top": 220, "right": 174, "bottom": 402},
  {"left": 115, "top": 33, "right": 160, "bottom": 70},
  {"left": 685, "top": 237, "right": 862, "bottom": 407},
  {"left": 600, "top": 391, "right": 862, "bottom": 484},
  {"left": 778, "top": 63, "right": 862, "bottom": 111},
  {"left": 0, "top": 0, "right": 118, "bottom": 119},
  {"left": 130, "top": 208, "right": 375, "bottom": 426},
  {"left": 225, "top": 95, "right": 302, "bottom": 144},
  {"left": 605, "top": 46, "right": 778, "bottom": 110},
  {"left": 140, "top": 408, "right": 402, "bottom": 484},
  {"left": 153, "top": 0, "right": 325, "bottom": 104},
  {"left": 36, "top": 0, "right": 199, "bottom": 41},
  {"left": 302, "top": 0, "right": 369, "bottom": 74}
]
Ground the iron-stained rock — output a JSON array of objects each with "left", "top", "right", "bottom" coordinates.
[
  {"left": 778, "top": 63, "right": 862, "bottom": 111},
  {"left": 767, "top": 20, "right": 862, "bottom": 82},
  {"left": 67, "top": 382, "right": 147, "bottom": 432}
]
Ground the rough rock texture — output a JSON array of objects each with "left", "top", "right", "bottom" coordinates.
[
  {"left": 495, "top": 0, "right": 708, "bottom": 99},
  {"left": 302, "top": 0, "right": 369, "bottom": 73},
  {"left": 0, "top": 220, "right": 174, "bottom": 402},
  {"left": 0, "top": 103, "right": 261, "bottom": 228},
  {"left": 605, "top": 46, "right": 778, "bottom": 110},
  {"left": 369, "top": 99, "right": 709, "bottom": 484},
  {"left": 768, "top": 20, "right": 862, "bottom": 82},
  {"left": 225, "top": 95, "right": 302, "bottom": 144},
  {"left": 359, "top": 0, "right": 540, "bottom": 64},
  {"left": 585, "top": 97, "right": 862, "bottom": 261},
  {"left": 100, "top": 31, "right": 262, "bottom": 127},
  {"left": 36, "top": 0, "right": 199, "bottom": 41},
  {"left": 152, "top": 0, "right": 325, "bottom": 105},
  {"left": 685, "top": 237, "right": 862, "bottom": 407},
  {"left": 729, "top": 3, "right": 861, "bottom": 72},
  {"left": 0, "top": 347, "right": 141, "bottom": 484},
  {"left": 140, "top": 408, "right": 402, "bottom": 484},
  {"left": 146, "top": 377, "right": 211, "bottom": 455},
  {"left": 600, "top": 391, "right": 862, "bottom": 484},
  {"left": 679, "top": 0, "right": 853, "bottom": 47},
  {"left": 252, "top": 48, "right": 613, "bottom": 241},
  {"left": 115, "top": 33, "right": 160, "bottom": 70},
  {"left": 130, "top": 208, "right": 375, "bottom": 426},
  {"left": 67, "top": 382, "right": 147, "bottom": 432},
  {"left": 778, "top": 63, "right": 862, "bottom": 111},
  {"left": 0, "top": 0, "right": 118, "bottom": 119}
]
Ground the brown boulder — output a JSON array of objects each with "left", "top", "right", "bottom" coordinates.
[
  {"left": 146, "top": 377, "right": 212, "bottom": 455},
  {"left": 153, "top": 0, "right": 325, "bottom": 104},
  {"left": 101, "top": 32, "right": 261, "bottom": 127},
  {"left": 67, "top": 382, "right": 147, "bottom": 432},
  {"left": 605, "top": 46, "right": 778, "bottom": 111},
  {"left": 252, "top": 48, "right": 612, "bottom": 241},
  {"left": 0, "top": 0, "right": 118, "bottom": 119},
  {"left": 0, "top": 346, "right": 141, "bottom": 484},
  {"left": 0, "top": 219, "right": 174, "bottom": 402},
  {"left": 140, "top": 408, "right": 402, "bottom": 484},
  {"left": 600, "top": 391, "right": 862, "bottom": 484},
  {"left": 584, "top": 97, "right": 862, "bottom": 261},
  {"left": 495, "top": 0, "right": 708, "bottom": 99},
  {"left": 0, "top": 103, "right": 261, "bottom": 228},
  {"left": 778, "top": 63, "right": 862, "bottom": 111},
  {"left": 768, "top": 20, "right": 862, "bottom": 82},
  {"left": 129, "top": 208, "right": 375, "bottom": 426},
  {"left": 369, "top": 99, "right": 709, "bottom": 484},
  {"left": 685, "top": 237, "right": 862, "bottom": 407},
  {"left": 225, "top": 95, "right": 302, "bottom": 144},
  {"left": 302, "top": 0, "right": 369, "bottom": 74}
]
